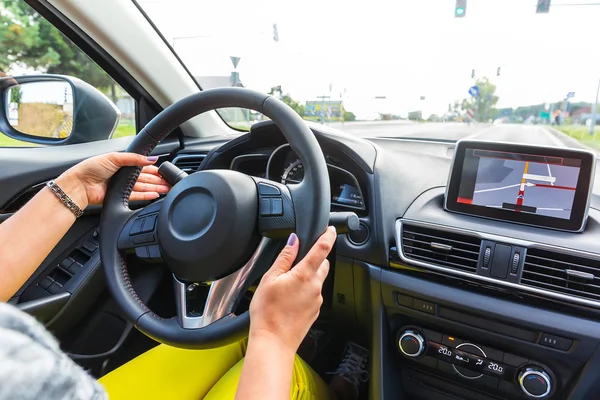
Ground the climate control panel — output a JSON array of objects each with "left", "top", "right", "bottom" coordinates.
[{"left": 397, "top": 327, "right": 554, "bottom": 398}]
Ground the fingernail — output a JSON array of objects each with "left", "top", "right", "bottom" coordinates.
[
  {"left": 147, "top": 156, "right": 158, "bottom": 162},
  {"left": 329, "top": 226, "right": 337, "bottom": 234},
  {"left": 286, "top": 233, "right": 297, "bottom": 247}
]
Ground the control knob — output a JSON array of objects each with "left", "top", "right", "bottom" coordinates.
[
  {"left": 398, "top": 330, "right": 425, "bottom": 358},
  {"left": 518, "top": 366, "right": 552, "bottom": 398}
]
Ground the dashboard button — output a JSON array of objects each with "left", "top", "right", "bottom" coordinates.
[
  {"left": 442, "top": 335, "right": 463, "bottom": 347},
  {"left": 48, "top": 281, "right": 62, "bottom": 294},
  {"left": 83, "top": 242, "right": 98, "bottom": 253},
  {"left": 396, "top": 294, "right": 413, "bottom": 308},
  {"left": 422, "top": 328, "right": 443, "bottom": 343},
  {"left": 39, "top": 276, "right": 53, "bottom": 290},
  {"left": 271, "top": 198, "right": 283, "bottom": 216},
  {"left": 490, "top": 243, "right": 511, "bottom": 278},
  {"left": 540, "top": 333, "right": 572, "bottom": 351},
  {"left": 258, "top": 183, "right": 281, "bottom": 196},
  {"left": 413, "top": 298, "right": 435, "bottom": 314},
  {"left": 503, "top": 352, "right": 528, "bottom": 367},
  {"left": 68, "top": 262, "right": 82, "bottom": 275},
  {"left": 59, "top": 257, "right": 74, "bottom": 270}
]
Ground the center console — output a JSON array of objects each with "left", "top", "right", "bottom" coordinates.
[{"left": 397, "top": 326, "right": 554, "bottom": 398}]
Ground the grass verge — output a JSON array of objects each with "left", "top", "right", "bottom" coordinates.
[{"left": 555, "top": 125, "right": 600, "bottom": 151}]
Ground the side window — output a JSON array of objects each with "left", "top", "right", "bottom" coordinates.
[{"left": 0, "top": 0, "right": 135, "bottom": 147}]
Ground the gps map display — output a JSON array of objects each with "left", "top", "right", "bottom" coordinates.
[{"left": 457, "top": 148, "right": 581, "bottom": 220}]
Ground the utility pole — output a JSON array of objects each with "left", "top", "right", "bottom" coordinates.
[{"left": 590, "top": 78, "right": 600, "bottom": 136}]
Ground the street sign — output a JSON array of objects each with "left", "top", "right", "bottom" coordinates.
[
  {"left": 230, "top": 56, "right": 241, "bottom": 69},
  {"left": 540, "top": 111, "right": 550, "bottom": 119},
  {"left": 466, "top": 109, "right": 475, "bottom": 119},
  {"left": 468, "top": 86, "right": 480, "bottom": 97},
  {"left": 567, "top": 92, "right": 575, "bottom": 99}
]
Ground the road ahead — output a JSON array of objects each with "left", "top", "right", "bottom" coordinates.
[{"left": 330, "top": 121, "right": 592, "bottom": 151}]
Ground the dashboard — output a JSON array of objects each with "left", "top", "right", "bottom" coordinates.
[
  {"left": 230, "top": 143, "right": 366, "bottom": 211},
  {"left": 184, "top": 120, "right": 600, "bottom": 400}
]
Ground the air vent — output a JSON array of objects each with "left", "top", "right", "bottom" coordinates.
[
  {"left": 173, "top": 154, "right": 206, "bottom": 173},
  {"left": 401, "top": 224, "right": 481, "bottom": 273},
  {"left": 522, "top": 249, "right": 600, "bottom": 302}
]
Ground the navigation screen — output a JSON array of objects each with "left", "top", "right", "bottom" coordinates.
[
  {"left": 457, "top": 149, "right": 581, "bottom": 220},
  {"left": 445, "top": 141, "right": 595, "bottom": 232}
]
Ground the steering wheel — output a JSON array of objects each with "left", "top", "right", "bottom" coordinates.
[{"left": 99, "top": 88, "right": 330, "bottom": 349}]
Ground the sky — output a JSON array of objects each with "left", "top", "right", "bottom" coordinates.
[{"left": 138, "top": 0, "right": 600, "bottom": 118}]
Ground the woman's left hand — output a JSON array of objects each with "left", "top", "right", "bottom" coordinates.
[{"left": 59, "top": 152, "right": 171, "bottom": 207}]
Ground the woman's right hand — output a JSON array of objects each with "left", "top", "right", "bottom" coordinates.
[{"left": 248, "top": 227, "right": 337, "bottom": 354}]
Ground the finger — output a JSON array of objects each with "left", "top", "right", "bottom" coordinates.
[
  {"left": 107, "top": 152, "right": 159, "bottom": 168},
  {"left": 129, "top": 191, "right": 160, "bottom": 201},
  {"left": 136, "top": 172, "right": 171, "bottom": 186},
  {"left": 266, "top": 233, "right": 299, "bottom": 277},
  {"left": 314, "top": 259, "right": 330, "bottom": 284},
  {"left": 295, "top": 226, "right": 336, "bottom": 274},
  {"left": 141, "top": 165, "right": 160, "bottom": 175},
  {"left": 132, "top": 182, "right": 171, "bottom": 193}
]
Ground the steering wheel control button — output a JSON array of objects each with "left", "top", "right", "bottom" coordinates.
[
  {"left": 260, "top": 198, "right": 271, "bottom": 216},
  {"left": 398, "top": 330, "right": 425, "bottom": 358},
  {"left": 135, "top": 247, "right": 149, "bottom": 258},
  {"left": 519, "top": 367, "right": 552, "bottom": 398},
  {"left": 133, "top": 233, "right": 155, "bottom": 245},
  {"left": 147, "top": 245, "right": 161, "bottom": 259},
  {"left": 271, "top": 198, "right": 283, "bottom": 216},
  {"left": 540, "top": 333, "right": 572, "bottom": 351},
  {"left": 141, "top": 214, "right": 157, "bottom": 233},
  {"left": 129, "top": 218, "right": 144, "bottom": 235},
  {"left": 413, "top": 298, "right": 435, "bottom": 315},
  {"left": 258, "top": 183, "right": 281, "bottom": 196}
]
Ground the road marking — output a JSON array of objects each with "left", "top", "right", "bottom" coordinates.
[
  {"left": 546, "top": 163, "right": 554, "bottom": 186},
  {"left": 523, "top": 174, "right": 557, "bottom": 183},
  {"left": 463, "top": 125, "right": 497, "bottom": 140},
  {"left": 475, "top": 183, "right": 521, "bottom": 193}
]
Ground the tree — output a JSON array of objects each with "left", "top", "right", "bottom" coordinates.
[
  {"left": 459, "top": 77, "right": 499, "bottom": 122},
  {"left": 343, "top": 111, "right": 356, "bottom": 122},
  {"left": 0, "top": 0, "right": 115, "bottom": 98},
  {"left": 9, "top": 86, "right": 22, "bottom": 103},
  {"left": 268, "top": 86, "right": 305, "bottom": 116}
]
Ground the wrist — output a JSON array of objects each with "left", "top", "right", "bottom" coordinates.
[
  {"left": 55, "top": 171, "right": 89, "bottom": 210},
  {"left": 248, "top": 328, "right": 297, "bottom": 358}
]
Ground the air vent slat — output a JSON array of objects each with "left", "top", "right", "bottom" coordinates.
[
  {"left": 401, "top": 224, "right": 481, "bottom": 274},
  {"left": 403, "top": 245, "right": 479, "bottom": 265},
  {"left": 173, "top": 154, "right": 206, "bottom": 173},
  {"left": 404, "top": 237, "right": 480, "bottom": 255},
  {"left": 523, "top": 248, "right": 600, "bottom": 302},
  {"left": 403, "top": 230, "right": 480, "bottom": 250}
]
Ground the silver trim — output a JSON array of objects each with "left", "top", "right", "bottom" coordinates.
[
  {"left": 431, "top": 242, "right": 453, "bottom": 252},
  {"left": 518, "top": 368, "right": 551, "bottom": 398},
  {"left": 452, "top": 343, "right": 486, "bottom": 380},
  {"left": 443, "top": 139, "right": 596, "bottom": 233},
  {"left": 565, "top": 269, "right": 595, "bottom": 280},
  {"left": 174, "top": 238, "right": 270, "bottom": 329},
  {"left": 172, "top": 154, "right": 207, "bottom": 173},
  {"left": 394, "top": 219, "right": 600, "bottom": 310},
  {"left": 398, "top": 330, "right": 425, "bottom": 358}
]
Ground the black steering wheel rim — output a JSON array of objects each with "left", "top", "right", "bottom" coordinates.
[{"left": 99, "top": 88, "right": 330, "bottom": 348}]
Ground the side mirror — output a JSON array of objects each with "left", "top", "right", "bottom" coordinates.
[{"left": 0, "top": 75, "right": 121, "bottom": 145}]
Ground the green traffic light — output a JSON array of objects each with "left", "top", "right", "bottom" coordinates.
[{"left": 455, "top": 7, "right": 465, "bottom": 15}]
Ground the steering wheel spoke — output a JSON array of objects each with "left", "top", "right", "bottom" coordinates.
[
  {"left": 173, "top": 238, "right": 270, "bottom": 329},
  {"left": 116, "top": 200, "right": 163, "bottom": 262},
  {"left": 253, "top": 177, "right": 296, "bottom": 238}
]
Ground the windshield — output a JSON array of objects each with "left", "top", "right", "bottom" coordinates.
[{"left": 138, "top": 0, "right": 600, "bottom": 149}]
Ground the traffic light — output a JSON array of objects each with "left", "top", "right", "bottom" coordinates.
[
  {"left": 471, "top": 69, "right": 475, "bottom": 79},
  {"left": 455, "top": 0, "right": 467, "bottom": 17},
  {"left": 497, "top": 67, "right": 501, "bottom": 76},
  {"left": 536, "top": 0, "right": 550, "bottom": 13},
  {"left": 272, "top": 23, "right": 279, "bottom": 42}
]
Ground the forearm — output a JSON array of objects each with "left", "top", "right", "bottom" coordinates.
[
  {"left": 236, "top": 330, "right": 296, "bottom": 400},
  {"left": 0, "top": 173, "right": 87, "bottom": 302}
]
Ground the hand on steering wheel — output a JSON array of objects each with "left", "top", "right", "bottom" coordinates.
[{"left": 249, "top": 227, "right": 336, "bottom": 354}]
